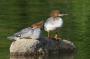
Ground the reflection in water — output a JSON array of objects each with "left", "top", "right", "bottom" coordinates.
[{"left": 10, "top": 53, "right": 74, "bottom": 59}]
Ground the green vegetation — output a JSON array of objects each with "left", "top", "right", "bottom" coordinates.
[{"left": 0, "top": 0, "right": 90, "bottom": 59}]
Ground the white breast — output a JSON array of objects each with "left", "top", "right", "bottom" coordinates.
[{"left": 44, "top": 17, "right": 63, "bottom": 31}]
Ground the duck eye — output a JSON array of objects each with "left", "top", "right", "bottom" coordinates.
[{"left": 16, "top": 35, "right": 21, "bottom": 37}]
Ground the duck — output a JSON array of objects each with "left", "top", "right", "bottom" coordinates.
[
  {"left": 8, "top": 21, "right": 44, "bottom": 41},
  {"left": 44, "top": 10, "right": 67, "bottom": 39}
]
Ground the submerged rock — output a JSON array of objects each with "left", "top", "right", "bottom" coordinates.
[{"left": 10, "top": 37, "right": 75, "bottom": 56}]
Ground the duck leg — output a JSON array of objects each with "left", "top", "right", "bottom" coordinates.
[
  {"left": 54, "top": 34, "right": 62, "bottom": 40},
  {"left": 48, "top": 31, "right": 50, "bottom": 39},
  {"left": 54, "top": 34, "right": 58, "bottom": 40}
]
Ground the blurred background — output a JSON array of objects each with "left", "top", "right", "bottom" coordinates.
[{"left": 0, "top": 0, "right": 90, "bottom": 59}]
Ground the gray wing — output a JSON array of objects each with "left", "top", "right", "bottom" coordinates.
[
  {"left": 8, "top": 27, "right": 32, "bottom": 40},
  {"left": 14, "top": 27, "right": 32, "bottom": 37}
]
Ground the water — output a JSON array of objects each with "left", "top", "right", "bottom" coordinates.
[{"left": 10, "top": 53, "right": 74, "bottom": 59}]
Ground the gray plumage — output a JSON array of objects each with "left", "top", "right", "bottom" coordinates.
[{"left": 8, "top": 27, "right": 41, "bottom": 40}]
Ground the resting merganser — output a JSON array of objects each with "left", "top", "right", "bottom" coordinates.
[
  {"left": 8, "top": 21, "right": 44, "bottom": 41},
  {"left": 44, "top": 10, "right": 68, "bottom": 39}
]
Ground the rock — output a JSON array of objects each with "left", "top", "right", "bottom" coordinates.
[
  {"left": 10, "top": 37, "right": 75, "bottom": 56},
  {"left": 10, "top": 38, "right": 40, "bottom": 56},
  {"left": 38, "top": 38, "right": 76, "bottom": 54}
]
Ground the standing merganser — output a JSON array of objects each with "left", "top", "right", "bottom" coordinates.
[
  {"left": 8, "top": 21, "right": 44, "bottom": 41},
  {"left": 44, "top": 10, "right": 68, "bottom": 39}
]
